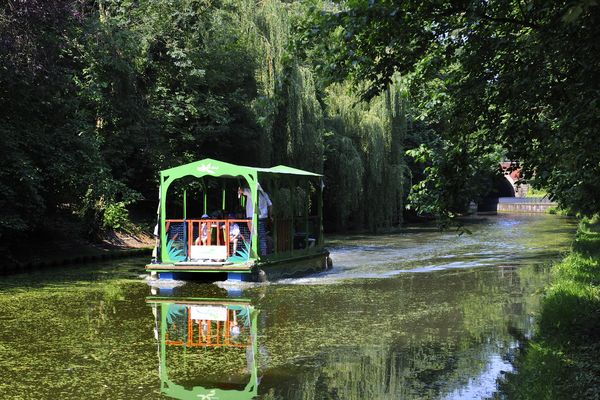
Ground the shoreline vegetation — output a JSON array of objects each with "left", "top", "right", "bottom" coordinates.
[
  {"left": 499, "top": 216, "right": 600, "bottom": 399},
  {"left": 0, "top": 230, "right": 153, "bottom": 276}
]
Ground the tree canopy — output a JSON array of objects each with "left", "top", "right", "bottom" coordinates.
[
  {"left": 0, "top": 0, "right": 414, "bottom": 244},
  {"left": 298, "top": 0, "right": 600, "bottom": 215}
]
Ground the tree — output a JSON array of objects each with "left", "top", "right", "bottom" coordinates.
[
  {"left": 322, "top": 80, "right": 407, "bottom": 230},
  {"left": 298, "top": 0, "right": 600, "bottom": 215},
  {"left": 0, "top": 0, "right": 108, "bottom": 237}
]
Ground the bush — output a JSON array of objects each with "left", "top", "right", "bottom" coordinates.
[
  {"left": 102, "top": 202, "right": 132, "bottom": 232},
  {"left": 546, "top": 206, "right": 575, "bottom": 216}
]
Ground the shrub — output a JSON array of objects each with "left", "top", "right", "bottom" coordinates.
[{"left": 102, "top": 202, "right": 132, "bottom": 232}]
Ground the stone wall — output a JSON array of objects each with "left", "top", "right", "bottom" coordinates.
[{"left": 496, "top": 197, "right": 556, "bottom": 213}]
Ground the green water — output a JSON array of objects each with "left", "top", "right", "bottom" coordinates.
[{"left": 0, "top": 215, "right": 576, "bottom": 399}]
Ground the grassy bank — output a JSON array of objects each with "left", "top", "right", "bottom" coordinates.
[{"left": 499, "top": 216, "right": 600, "bottom": 399}]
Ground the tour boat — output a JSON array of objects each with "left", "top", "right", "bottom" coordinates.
[{"left": 146, "top": 158, "right": 331, "bottom": 281}]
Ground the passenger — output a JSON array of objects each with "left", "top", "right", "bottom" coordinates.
[
  {"left": 238, "top": 183, "right": 272, "bottom": 256},
  {"left": 230, "top": 310, "right": 241, "bottom": 338},
  {"left": 226, "top": 213, "right": 242, "bottom": 254},
  {"left": 194, "top": 214, "right": 210, "bottom": 246},
  {"left": 209, "top": 210, "right": 225, "bottom": 245}
]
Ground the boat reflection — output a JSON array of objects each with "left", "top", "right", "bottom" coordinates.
[{"left": 147, "top": 296, "right": 259, "bottom": 399}]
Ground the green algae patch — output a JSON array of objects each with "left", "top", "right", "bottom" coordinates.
[
  {"left": 165, "top": 346, "right": 252, "bottom": 389},
  {"left": 0, "top": 259, "right": 159, "bottom": 399}
]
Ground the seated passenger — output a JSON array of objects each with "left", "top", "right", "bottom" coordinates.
[
  {"left": 194, "top": 214, "right": 210, "bottom": 246},
  {"left": 230, "top": 221, "right": 241, "bottom": 253}
]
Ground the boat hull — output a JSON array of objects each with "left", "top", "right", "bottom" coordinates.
[{"left": 146, "top": 249, "right": 330, "bottom": 282}]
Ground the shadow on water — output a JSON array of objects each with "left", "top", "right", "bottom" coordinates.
[{"left": 0, "top": 214, "right": 576, "bottom": 399}]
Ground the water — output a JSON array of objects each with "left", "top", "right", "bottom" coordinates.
[{"left": 0, "top": 214, "right": 576, "bottom": 399}]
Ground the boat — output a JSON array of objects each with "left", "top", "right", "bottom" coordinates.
[{"left": 146, "top": 158, "right": 331, "bottom": 281}]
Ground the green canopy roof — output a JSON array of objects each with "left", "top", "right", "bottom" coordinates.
[
  {"left": 160, "top": 158, "right": 322, "bottom": 178},
  {"left": 257, "top": 165, "right": 322, "bottom": 177}
]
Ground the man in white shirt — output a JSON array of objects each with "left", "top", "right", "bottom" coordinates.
[{"left": 238, "top": 183, "right": 272, "bottom": 256}]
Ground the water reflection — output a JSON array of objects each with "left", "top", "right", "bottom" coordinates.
[{"left": 147, "top": 296, "right": 259, "bottom": 399}]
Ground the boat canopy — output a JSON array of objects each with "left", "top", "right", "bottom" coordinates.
[{"left": 160, "top": 158, "right": 322, "bottom": 181}]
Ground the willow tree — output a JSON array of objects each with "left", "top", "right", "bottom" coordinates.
[
  {"left": 243, "top": 0, "right": 325, "bottom": 173},
  {"left": 240, "top": 0, "right": 290, "bottom": 166},
  {"left": 271, "top": 64, "right": 324, "bottom": 173},
  {"left": 323, "top": 79, "right": 408, "bottom": 231}
]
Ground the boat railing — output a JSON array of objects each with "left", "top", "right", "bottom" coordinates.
[
  {"left": 272, "top": 215, "right": 320, "bottom": 253},
  {"left": 164, "top": 214, "right": 320, "bottom": 262},
  {"left": 165, "top": 219, "right": 252, "bottom": 261},
  {"left": 165, "top": 306, "right": 250, "bottom": 348}
]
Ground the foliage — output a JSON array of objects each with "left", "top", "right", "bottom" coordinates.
[
  {"left": 2, "top": 0, "right": 517, "bottom": 243},
  {"left": 80, "top": 0, "right": 264, "bottom": 177},
  {"left": 525, "top": 187, "right": 548, "bottom": 198},
  {"left": 322, "top": 80, "right": 407, "bottom": 231},
  {"left": 298, "top": 0, "right": 600, "bottom": 217},
  {"left": 323, "top": 131, "right": 364, "bottom": 230},
  {"left": 406, "top": 140, "right": 502, "bottom": 220},
  {"left": 250, "top": 0, "right": 407, "bottom": 231},
  {"left": 102, "top": 202, "right": 131, "bottom": 232},
  {"left": 0, "top": 0, "right": 272, "bottom": 243},
  {"left": 546, "top": 206, "right": 575, "bottom": 216},
  {"left": 273, "top": 63, "right": 325, "bottom": 173},
  {"left": 0, "top": 1, "right": 105, "bottom": 237}
]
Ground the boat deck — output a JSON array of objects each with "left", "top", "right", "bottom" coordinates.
[{"left": 145, "top": 262, "right": 252, "bottom": 272}]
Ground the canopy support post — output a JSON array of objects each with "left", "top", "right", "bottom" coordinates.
[
  {"left": 183, "top": 189, "right": 188, "bottom": 260},
  {"left": 222, "top": 187, "right": 226, "bottom": 211}
]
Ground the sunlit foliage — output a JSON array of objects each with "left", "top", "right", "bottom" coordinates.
[{"left": 298, "top": 0, "right": 600, "bottom": 216}]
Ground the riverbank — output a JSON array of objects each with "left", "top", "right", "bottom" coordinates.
[
  {"left": 499, "top": 216, "right": 600, "bottom": 398},
  {"left": 1, "top": 230, "right": 154, "bottom": 276}
]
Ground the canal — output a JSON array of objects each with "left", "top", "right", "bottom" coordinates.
[{"left": 0, "top": 214, "right": 576, "bottom": 399}]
